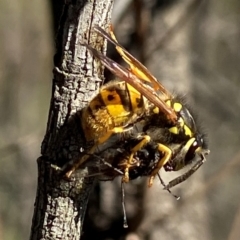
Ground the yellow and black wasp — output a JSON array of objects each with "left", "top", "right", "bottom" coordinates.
[{"left": 64, "top": 25, "right": 209, "bottom": 191}]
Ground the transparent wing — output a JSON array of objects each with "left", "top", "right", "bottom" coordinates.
[
  {"left": 94, "top": 25, "right": 173, "bottom": 98},
  {"left": 84, "top": 43, "right": 177, "bottom": 122}
]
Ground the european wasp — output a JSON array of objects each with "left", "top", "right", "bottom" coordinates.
[{"left": 63, "top": 25, "right": 209, "bottom": 193}]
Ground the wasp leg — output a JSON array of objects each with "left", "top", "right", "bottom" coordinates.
[
  {"left": 64, "top": 126, "right": 131, "bottom": 179},
  {"left": 121, "top": 135, "right": 151, "bottom": 183},
  {"left": 148, "top": 144, "right": 172, "bottom": 187}
]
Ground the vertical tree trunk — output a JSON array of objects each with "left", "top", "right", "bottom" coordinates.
[{"left": 30, "top": 1, "right": 113, "bottom": 239}]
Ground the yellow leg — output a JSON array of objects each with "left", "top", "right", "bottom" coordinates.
[
  {"left": 148, "top": 144, "right": 172, "bottom": 187},
  {"left": 65, "top": 126, "right": 131, "bottom": 178},
  {"left": 121, "top": 135, "right": 151, "bottom": 183},
  {"left": 64, "top": 145, "right": 97, "bottom": 178}
]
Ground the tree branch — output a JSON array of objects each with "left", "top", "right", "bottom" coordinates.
[{"left": 30, "top": 1, "right": 113, "bottom": 239}]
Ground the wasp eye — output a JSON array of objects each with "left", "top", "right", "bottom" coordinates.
[{"left": 185, "top": 135, "right": 203, "bottom": 164}]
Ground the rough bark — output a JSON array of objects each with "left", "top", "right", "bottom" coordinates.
[{"left": 30, "top": 0, "right": 113, "bottom": 239}]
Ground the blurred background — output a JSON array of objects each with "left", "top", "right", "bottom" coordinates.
[{"left": 1, "top": 0, "right": 240, "bottom": 239}]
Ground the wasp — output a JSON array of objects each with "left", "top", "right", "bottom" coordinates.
[{"left": 64, "top": 25, "right": 209, "bottom": 190}]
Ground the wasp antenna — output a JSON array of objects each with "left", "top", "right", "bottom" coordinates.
[
  {"left": 121, "top": 181, "right": 128, "bottom": 228},
  {"left": 164, "top": 150, "right": 209, "bottom": 190},
  {"left": 157, "top": 173, "right": 180, "bottom": 200}
]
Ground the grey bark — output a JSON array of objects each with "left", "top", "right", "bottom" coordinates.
[{"left": 29, "top": 0, "right": 113, "bottom": 239}]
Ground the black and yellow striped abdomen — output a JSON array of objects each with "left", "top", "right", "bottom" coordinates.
[{"left": 81, "top": 80, "right": 148, "bottom": 142}]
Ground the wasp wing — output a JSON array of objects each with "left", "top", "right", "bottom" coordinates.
[
  {"left": 94, "top": 25, "right": 173, "bottom": 99},
  {"left": 84, "top": 43, "right": 177, "bottom": 122}
]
